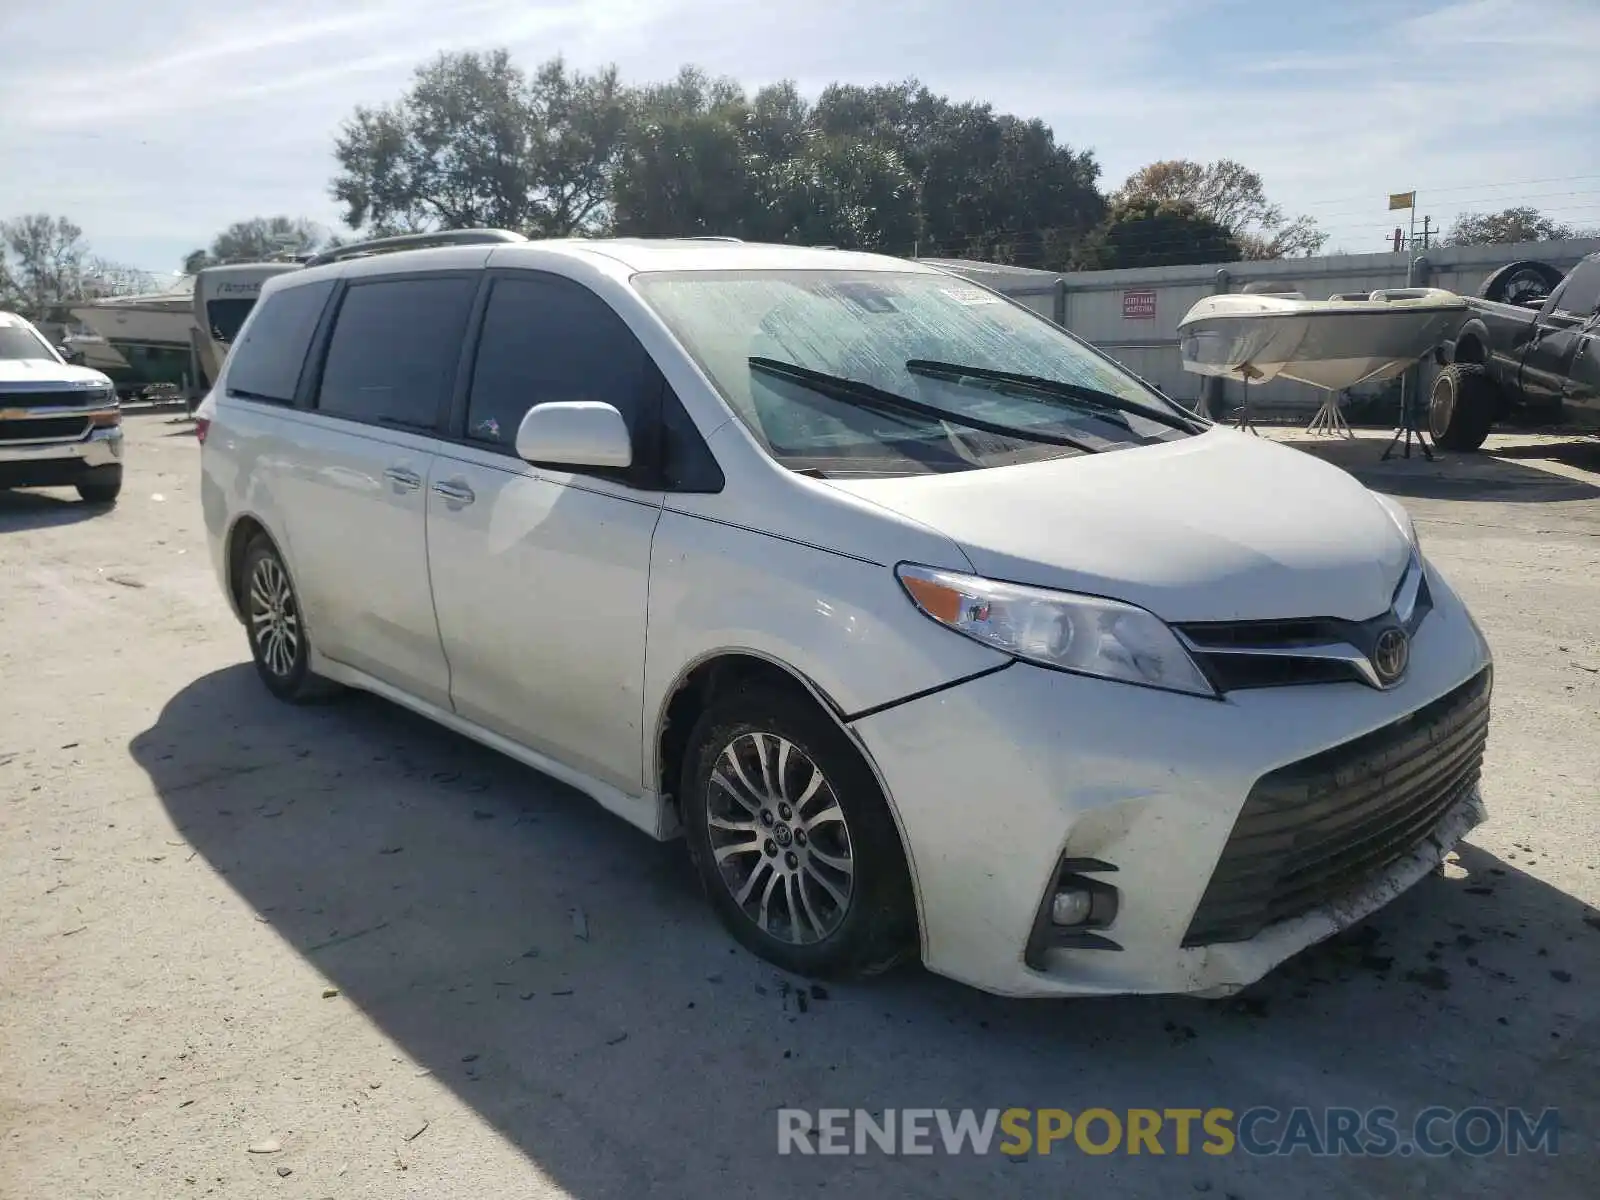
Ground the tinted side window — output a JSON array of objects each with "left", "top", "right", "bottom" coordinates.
[
  {"left": 225, "top": 280, "right": 334, "bottom": 403},
  {"left": 1554, "top": 261, "right": 1600, "bottom": 319},
  {"left": 465, "top": 276, "right": 651, "bottom": 448},
  {"left": 317, "top": 277, "right": 477, "bottom": 429}
]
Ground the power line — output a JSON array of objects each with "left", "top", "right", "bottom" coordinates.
[{"left": 1286, "top": 174, "right": 1600, "bottom": 208}]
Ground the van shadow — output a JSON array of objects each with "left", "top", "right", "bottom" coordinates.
[
  {"left": 131, "top": 666, "right": 1600, "bottom": 1197},
  {"left": 0, "top": 488, "right": 105, "bottom": 532},
  {"left": 1276, "top": 435, "right": 1600, "bottom": 503}
]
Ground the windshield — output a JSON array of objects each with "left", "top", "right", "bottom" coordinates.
[
  {"left": 635, "top": 269, "right": 1197, "bottom": 477},
  {"left": 0, "top": 321, "right": 59, "bottom": 363},
  {"left": 207, "top": 298, "right": 258, "bottom": 344}
]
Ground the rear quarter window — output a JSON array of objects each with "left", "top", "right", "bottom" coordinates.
[{"left": 225, "top": 280, "right": 335, "bottom": 403}]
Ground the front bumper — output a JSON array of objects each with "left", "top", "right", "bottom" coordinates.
[
  {"left": 0, "top": 422, "right": 123, "bottom": 487},
  {"left": 849, "top": 562, "right": 1493, "bottom": 998}
]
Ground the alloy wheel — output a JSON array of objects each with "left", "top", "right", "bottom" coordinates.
[
  {"left": 248, "top": 555, "right": 300, "bottom": 678},
  {"left": 1429, "top": 380, "right": 1454, "bottom": 439},
  {"left": 705, "top": 731, "right": 856, "bottom": 944}
]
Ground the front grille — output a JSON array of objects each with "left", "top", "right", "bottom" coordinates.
[
  {"left": 1183, "top": 668, "right": 1491, "bottom": 947},
  {"left": 0, "top": 389, "right": 93, "bottom": 409},
  {"left": 1176, "top": 558, "right": 1433, "bottom": 693},
  {"left": 0, "top": 415, "right": 91, "bottom": 442}
]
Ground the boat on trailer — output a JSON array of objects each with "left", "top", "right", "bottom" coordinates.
[{"left": 1178, "top": 287, "right": 1469, "bottom": 392}]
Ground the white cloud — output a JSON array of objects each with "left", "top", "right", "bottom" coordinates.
[{"left": 2, "top": 0, "right": 1596, "bottom": 270}]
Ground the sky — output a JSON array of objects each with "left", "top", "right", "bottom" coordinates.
[{"left": 2, "top": 0, "right": 1597, "bottom": 275}]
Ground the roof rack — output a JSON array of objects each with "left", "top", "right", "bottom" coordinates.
[
  {"left": 302, "top": 228, "right": 527, "bottom": 269},
  {"left": 683, "top": 236, "right": 743, "bottom": 243}
]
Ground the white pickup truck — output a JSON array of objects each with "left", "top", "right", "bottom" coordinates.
[{"left": 0, "top": 311, "right": 124, "bottom": 504}]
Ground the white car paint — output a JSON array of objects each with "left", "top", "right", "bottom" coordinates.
[
  {"left": 199, "top": 238, "right": 1492, "bottom": 997},
  {"left": 0, "top": 358, "right": 117, "bottom": 388},
  {"left": 828, "top": 428, "right": 1412, "bottom": 623}
]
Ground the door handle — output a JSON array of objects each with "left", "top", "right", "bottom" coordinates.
[
  {"left": 432, "top": 479, "right": 475, "bottom": 505},
  {"left": 383, "top": 465, "right": 422, "bottom": 490}
]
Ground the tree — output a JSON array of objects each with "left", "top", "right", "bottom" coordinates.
[
  {"left": 1446, "top": 206, "right": 1575, "bottom": 246},
  {"left": 1, "top": 214, "right": 89, "bottom": 319},
  {"left": 811, "top": 80, "right": 1104, "bottom": 266},
  {"left": 183, "top": 216, "right": 327, "bottom": 272},
  {"left": 1118, "top": 159, "right": 1325, "bottom": 259},
  {"left": 610, "top": 72, "right": 920, "bottom": 250},
  {"left": 757, "top": 136, "right": 919, "bottom": 251},
  {"left": 330, "top": 50, "right": 628, "bottom": 237},
  {"left": 610, "top": 68, "right": 764, "bottom": 237},
  {"left": 1083, "top": 197, "right": 1242, "bottom": 269}
]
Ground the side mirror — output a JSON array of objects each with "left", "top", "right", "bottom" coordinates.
[{"left": 514, "top": 401, "right": 633, "bottom": 469}]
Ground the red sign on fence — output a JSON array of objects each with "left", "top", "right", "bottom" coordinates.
[{"left": 1122, "top": 289, "right": 1157, "bottom": 320}]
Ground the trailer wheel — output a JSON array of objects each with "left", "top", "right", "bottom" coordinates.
[
  {"left": 1429, "top": 364, "right": 1498, "bottom": 451},
  {"left": 1477, "top": 260, "right": 1564, "bottom": 307}
]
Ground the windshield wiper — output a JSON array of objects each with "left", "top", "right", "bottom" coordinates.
[
  {"left": 905, "top": 360, "right": 1205, "bottom": 433},
  {"left": 747, "top": 357, "right": 1100, "bottom": 452}
]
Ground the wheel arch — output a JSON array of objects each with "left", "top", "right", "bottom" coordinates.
[
  {"left": 652, "top": 647, "right": 927, "bottom": 953},
  {"left": 221, "top": 512, "right": 286, "bottom": 623},
  {"left": 1451, "top": 319, "right": 1492, "bottom": 366}
]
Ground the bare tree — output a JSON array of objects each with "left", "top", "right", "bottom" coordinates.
[{"left": 2, "top": 214, "right": 90, "bottom": 319}]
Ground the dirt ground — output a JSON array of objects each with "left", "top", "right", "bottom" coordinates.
[{"left": 2, "top": 413, "right": 1597, "bottom": 1199}]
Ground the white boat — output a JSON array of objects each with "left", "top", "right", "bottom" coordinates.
[
  {"left": 70, "top": 277, "right": 196, "bottom": 354},
  {"left": 1178, "top": 287, "right": 1469, "bottom": 392},
  {"left": 59, "top": 332, "right": 129, "bottom": 374}
]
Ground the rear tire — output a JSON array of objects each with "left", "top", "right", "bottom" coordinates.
[
  {"left": 75, "top": 465, "right": 122, "bottom": 505},
  {"left": 681, "top": 685, "right": 916, "bottom": 980},
  {"left": 1429, "top": 364, "right": 1497, "bottom": 451},
  {"left": 240, "top": 535, "right": 340, "bottom": 703}
]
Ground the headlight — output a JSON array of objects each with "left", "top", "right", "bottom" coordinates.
[{"left": 896, "top": 564, "right": 1216, "bottom": 697}]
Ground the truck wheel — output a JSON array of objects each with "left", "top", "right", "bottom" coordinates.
[
  {"left": 1477, "top": 260, "right": 1563, "bottom": 307},
  {"left": 1429, "top": 364, "right": 1497, "bottom": 451},
  {"left": 76, "top": 465, "right": 123, "bottom": 504}
]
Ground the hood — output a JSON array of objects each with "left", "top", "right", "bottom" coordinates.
[
  {"left": 825, "top": 428, "right": 1411, "bottom": 623},
  {"left": 0, "top": 359, "right": 114, "bottom": 388}
]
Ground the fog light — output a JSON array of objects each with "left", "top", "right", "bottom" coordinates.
[{"left": 1050, "top": 887, "right": 1095, "bottom": 927}]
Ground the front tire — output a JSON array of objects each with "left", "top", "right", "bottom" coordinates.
[
  {"left": 1429, "top": 364, "right": 1497, "bottom": 451},
  {"left": 682, "top": 685, "right": 916, "bottom": 979},
  {"left": 76, "top": 465, "right": 122, "bottom": 505},
  {"left": 240, "top": 536, "right": 339, "bottom": 703}
]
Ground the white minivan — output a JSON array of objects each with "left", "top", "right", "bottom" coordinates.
[{"left": 198, "top": 232, "right": 1492, "bottom": 998}]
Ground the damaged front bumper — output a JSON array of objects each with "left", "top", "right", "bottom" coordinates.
[{"left": 849, "top": 562, "right": 1493, "bottom": 998}]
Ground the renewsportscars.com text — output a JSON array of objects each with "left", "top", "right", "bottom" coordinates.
[{"left": 776, "top": 1106, "right": 1560, "bottom": 1158}]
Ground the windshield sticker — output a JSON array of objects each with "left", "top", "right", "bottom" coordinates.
[
  {"left": 939, "top": 284, "right": 1002, "bottom": 306},
  {"left": 830, "top": 282, "right": 902, "bottom": 313}
]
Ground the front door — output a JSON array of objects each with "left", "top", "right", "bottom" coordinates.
[
  {"left": 281, "top": 273, "right": 478, "bottom": 708},
  {"left": 425, "top": 273, "right": 663, "bottom": 793}
]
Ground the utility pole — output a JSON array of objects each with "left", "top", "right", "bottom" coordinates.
[{"left": 1419, "top": 216, "right": 1434, "bottom": 250}]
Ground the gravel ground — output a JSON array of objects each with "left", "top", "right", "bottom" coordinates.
[{"left": 2, "top": 414, "right": 1597, "bottom": 1199}]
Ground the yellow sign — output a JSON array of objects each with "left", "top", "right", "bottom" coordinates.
[{"left": 1389, "top": 191, "right": 1416, "bottom": 210}]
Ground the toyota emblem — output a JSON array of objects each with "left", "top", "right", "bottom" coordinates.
[{"left": 1371, "top": 627, "right": 1410, "bottom": 685}]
